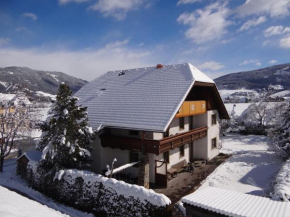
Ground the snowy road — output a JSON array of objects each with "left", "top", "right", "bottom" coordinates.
[{"left": 201, "top": 134, "right": 283, "bottom": 196}]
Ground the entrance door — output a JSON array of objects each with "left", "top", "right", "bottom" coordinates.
[{"left": 155, "top": 160, "right": 167, "bottom": 188}]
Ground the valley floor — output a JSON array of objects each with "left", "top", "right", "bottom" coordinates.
[{"left": 200, "top": 134, "right": 283, "bottom": 196}]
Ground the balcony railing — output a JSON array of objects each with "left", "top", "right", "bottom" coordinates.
[{"left": 100, "top": 126, "right": 208, "bottom": 155}]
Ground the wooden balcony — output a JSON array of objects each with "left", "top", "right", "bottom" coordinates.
[{"left": 100, "top": 126, "right": 208, "bottom": 155}]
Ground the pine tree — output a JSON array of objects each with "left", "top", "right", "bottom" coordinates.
[
  {"left": 38, "top": 83, "right": 94, "bottom": 171},
  {"left": 269, "top": 102, "right": 290, "bottom": 158}
]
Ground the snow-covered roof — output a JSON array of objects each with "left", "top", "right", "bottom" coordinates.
[
  {"left": 18, "top": 150, "right": 42, "bottom": 163},
  {"left": 0, "top": 94, "right": 15, "bottom": 102},
  {"left": 0, "top": 93, "right": 31, "bottom": 106},
  {"left": 182, "top": 187, "right": 290, "bottom": 217},
  {"left": 76, "top": 63, "right": 214, "bottom": 132}
]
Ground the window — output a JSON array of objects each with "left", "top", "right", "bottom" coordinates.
[
  {"left": 212, "top": 138, "right": 217, "bottom": 149},
  {"left": 212, "top": 114, "right": 217, "bottom": 125},
  {"left": 179, "top": 145, "right": 185, "bottom": 158},
  {"left": 179, "top": 117, "right": 184, "bottom": 130},
  {"left": 129, "top": 130, "right": 139, "bottom": 136},
  {"left": 163, "top": 151, "right": 170, "bottom": 163}
]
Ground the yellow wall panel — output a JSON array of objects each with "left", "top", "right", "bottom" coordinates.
[
  {"left": 183, "top": 101, "right": 190, "bottom": 116},
  {"left": 189, "top": 102, "right": 196, "bottom": 115},
  {"left": 196, "top": 101, "right": 201, "bottom": 113},
  {"left": 175, "top": 100, "right": 207, "bottom": 118}
]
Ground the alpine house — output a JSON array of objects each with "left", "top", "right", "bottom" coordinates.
[{"left": 76, "top": 63, "right": 229, "bottom": 188}]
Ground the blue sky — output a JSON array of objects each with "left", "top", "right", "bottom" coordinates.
[{"left": 0, "top": 0, "right": 290, "bottom": 81}]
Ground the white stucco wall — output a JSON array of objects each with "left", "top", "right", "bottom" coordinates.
[
  {"left": 90, "top": 109, "right": 220, "bottom": 183},
  {"left": 207, "top": 110, "right": 220, "bottom": 160}
]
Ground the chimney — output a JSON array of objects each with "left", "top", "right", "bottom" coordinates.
[{"left": 156, "top": 64, "right": 163, "bottom": 69}]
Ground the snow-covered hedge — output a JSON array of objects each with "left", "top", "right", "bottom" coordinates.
[
  {"left": 271, "top": 159, "right": 290, "bottom": 201},
  {"left": 27, "top": 167, "right": 171, "bottom": 216}
]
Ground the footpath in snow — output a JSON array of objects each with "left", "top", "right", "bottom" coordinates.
[{"left": 201, "top": 134, "right": 283, "bottom": 196}]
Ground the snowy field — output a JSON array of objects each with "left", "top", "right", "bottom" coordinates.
[
  {"left": 218, "top": 89, "right": 258, "bottom": 99},
  {"left": 201, "top": 134, "right": 283, "bottom": 197},
  {"left": 0, "top": 159, "right": 93, "bottom": 217},
  {"left": 224, "top": 103, "right": 251, "bottom": 116},
  {"left": 0, "top": 186, "right": 67, "bottom": 217}
]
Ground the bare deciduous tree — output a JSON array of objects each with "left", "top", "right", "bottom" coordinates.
[{"left": 0, "top": 94, "right": 40, "bottom": 172}]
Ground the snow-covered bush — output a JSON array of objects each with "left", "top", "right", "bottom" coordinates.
[
  {"left": 26, "top": 167, "right": 171, "bottom": 217},
  {"left": 268, "top": 103, "right": 290, "bottom": 157},
  {"left": 271, "top": 159, "right": 290, "bottom": 201}
]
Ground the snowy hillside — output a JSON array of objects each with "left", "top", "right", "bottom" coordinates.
[
  {"left": 0, "top": 66, "right": 87, "bottom": 95},
  {"left": 215, "top": 62, "right": 290, "bottom": 90}
]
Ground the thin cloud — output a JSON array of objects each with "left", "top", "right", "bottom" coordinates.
[
  {"left": 264, "top": 25, "right": 290, "bottom": 37},
  {"left": 15, "top": 27, "right": 30, "bottom": 33},
  {"left": 0, "top": 41, "right": 154, "bottom": 81},
  {"left": 58, "top": 0, "right": 90, "bottom": 5},
  {"left": 88, "top": 0, "right": 144, "bottom": 21},
  {"left": 177, "top": 2, "right": 231, "bottom": 44},
  {"left": 198, "top": 61, "right": 224, "bottom": 71},
  {"left": 0, "top": 38, "right": 10, "bottom": 46},
  {"left": 22, "top": 12, "right": 37, "bottom": 21},
  {"left": 238, "top": 16, "right": 267, "bottom": 31},
  {"left": 239, "top": 59, "right": 261, "bottom": 66},
  {"left": 280, "top": 36, "right": 290, "bottom": 48},
  {"left": 177, "top": 0, "right": 201, "bottom": 6},
  {"left": 269, "top": 60, "right": 277, "bottom": 64},
  {"left": 236, "top": 0, "right": 290, "bottom": 18}
]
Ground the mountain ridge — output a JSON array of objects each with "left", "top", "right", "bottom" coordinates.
[
  {"left": 215, "top": 63, "right": 290, "bottom": 90},
  {"left": 0, "top": 66, "right": 88, "bottom": 95}
]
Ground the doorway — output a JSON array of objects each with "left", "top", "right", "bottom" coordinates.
[{"left": 155, "top": 160, "right": 167, "bottom": 188}]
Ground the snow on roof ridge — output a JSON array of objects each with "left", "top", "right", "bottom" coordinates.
[{"left": 187, "top": 63, "right": 214, "bottom": 83}]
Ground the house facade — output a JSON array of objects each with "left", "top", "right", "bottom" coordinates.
[{"left": 76, "top": 63, "right": 229, "bottom": 187}]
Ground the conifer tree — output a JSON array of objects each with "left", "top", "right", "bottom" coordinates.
[
  {"left": 38, "top": 83, "right": 94, "bottom": 170},
  {"left": 269, "top": 102, "right": 290, "bottom": 158}
]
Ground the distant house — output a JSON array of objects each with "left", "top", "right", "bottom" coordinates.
[
  {"left": 17, "top": 150, "right": 42, "bottom": 180},
  {"left": 76, "top": 63, "right": 229, "bottom": 187},
  {"left": 0, "top": 93, "right": 31, "bottom": 114}
]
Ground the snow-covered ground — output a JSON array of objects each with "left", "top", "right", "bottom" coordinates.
[
  {"left": 0, "top": 186, "right": 67, "bottom": 217},
  {"left": 201, "top": 134, "right": 283, "bottom": 197},
  {"left": 270, "top": 90, "right": 290, "bottom": 98},
  {"left": 36, "top": 91, "right": 56, "bottom": 101},
  {"left": 219, "top": 89, "right": 258, "bottom": 99},
  {"left": 224, "top": 103, "right": 251, "bottom": 116},
  {"left": 0, "top": 158, "right": 94, "bottom": 217}
]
